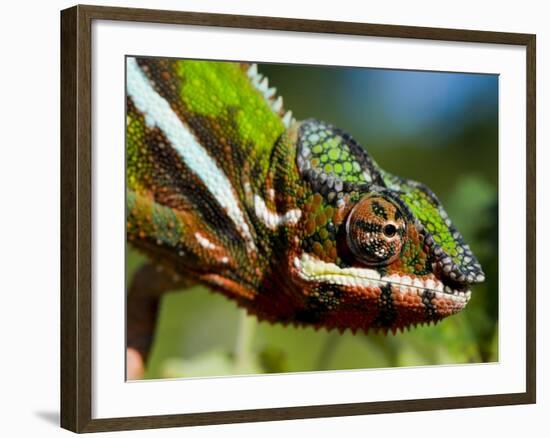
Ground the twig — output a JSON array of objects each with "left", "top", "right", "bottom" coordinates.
[{"left": 233, "top": 309, "right": 256, "bottom": 373}]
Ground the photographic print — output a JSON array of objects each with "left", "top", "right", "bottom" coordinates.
[
  {"left": 125, "top": 57, "right": 498, "bottom": 381},
  {"left": 61, "top": 6, "right": 536, "bottom": 431}
]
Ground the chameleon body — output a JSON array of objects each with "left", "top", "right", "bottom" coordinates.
[{"left": 126, "top": 57, "right": 485, "bottom": 337}]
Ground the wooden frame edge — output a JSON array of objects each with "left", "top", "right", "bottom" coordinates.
[
  {"left": 60, "top": 4, "right": 537, "bottom": 433},
  {"left": 61, "top": 5, "right": 80, "bottom": 432},
  {"left": 61, "top": 5, "right": 93, "bottom": 432},
  {"left": 525, "top": 33, "right": 536, "bottom": 405}
]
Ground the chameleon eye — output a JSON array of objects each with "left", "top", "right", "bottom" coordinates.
[
  {"left": 382, "top": 223, "right": 397, "bottom": 238},
  {"left": 345, "top": 195, "right": 407, "bottom": 266}
]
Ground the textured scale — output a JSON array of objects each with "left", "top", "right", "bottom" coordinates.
[{"left": 126, "top": 57, "right": 485, "bottom": 334}]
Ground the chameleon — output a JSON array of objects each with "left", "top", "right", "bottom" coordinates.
[{"left": 125, "top": 56, "right": 485, "bottom": 373}]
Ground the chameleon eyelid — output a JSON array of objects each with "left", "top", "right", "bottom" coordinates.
[{"left": 344, "top": 195, "right": 406, "bottom": 266}]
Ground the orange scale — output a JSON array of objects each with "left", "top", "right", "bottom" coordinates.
[
  {"left": 408, "top": 294, "right": 422, "bottom": 305},
  {"left": 391, "top": 291, "right": 404, "bottom": 303},
  {"left": 366, "top": 286, "right": 382, "bottom": 300},
  {"left": 315, "top": 213, "right": 326, "bottom": 227},
  {"left": 433, "top": 299, "right": 454, "bottom": 315}
]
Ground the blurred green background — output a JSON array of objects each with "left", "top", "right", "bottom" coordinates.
[{"left": 127, "top": 62, "right": 499, "bottom": 380}]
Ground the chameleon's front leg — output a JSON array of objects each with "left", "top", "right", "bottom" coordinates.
[{"left": 127, "top": 263, "right": 192, "bottom": 379}]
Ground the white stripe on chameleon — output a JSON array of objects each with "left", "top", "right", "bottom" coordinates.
[
  {"left": 195, "top": 233, "right": 230, "bottom": 264},
  {"left": 253, "top": 195, "right": 302, "bottom": 230},
  {"left": 194, "top": 232, "right": 218, "bottom": 251},
  {"left": 126, "top": 57, "right": 257, "bottom": 253},
  {"left": 295, "top": 253, "right": 468, "bottom": 303}
]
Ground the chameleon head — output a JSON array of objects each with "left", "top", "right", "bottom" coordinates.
[{"left": 291, "top": 119, "right": 485, "bottom": 333}]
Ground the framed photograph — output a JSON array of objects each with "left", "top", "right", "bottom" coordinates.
[{"left": 60, "top": 4, "right": 536, "bottom": 433}]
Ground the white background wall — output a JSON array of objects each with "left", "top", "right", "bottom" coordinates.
[{"left": 0, "top": 0, "right": 546, "bottom": 436}]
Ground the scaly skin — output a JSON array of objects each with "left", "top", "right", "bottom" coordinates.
[{"left": 126, "top": 57, "right": 485, "bottom": 338}]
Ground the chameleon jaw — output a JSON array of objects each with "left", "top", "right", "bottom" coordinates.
[{"left": 293, "top": 253, "right": 471, "bottom": 306}]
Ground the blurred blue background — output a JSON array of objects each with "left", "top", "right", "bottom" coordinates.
[{"left": 127, "top": 62, "right": 499, "bottom": 379}]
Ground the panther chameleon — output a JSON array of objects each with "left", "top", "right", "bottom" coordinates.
[{"left": 125, "top": 57, "right": 485, "bottom": 376}]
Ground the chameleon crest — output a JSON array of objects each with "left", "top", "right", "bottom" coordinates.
[{"left": 126, "top": 57, "right": 485, "bottom": 337}]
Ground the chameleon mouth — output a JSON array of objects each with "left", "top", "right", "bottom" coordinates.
[{"left": 294, "top": 253, "right": 471, "bottom": 304}]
